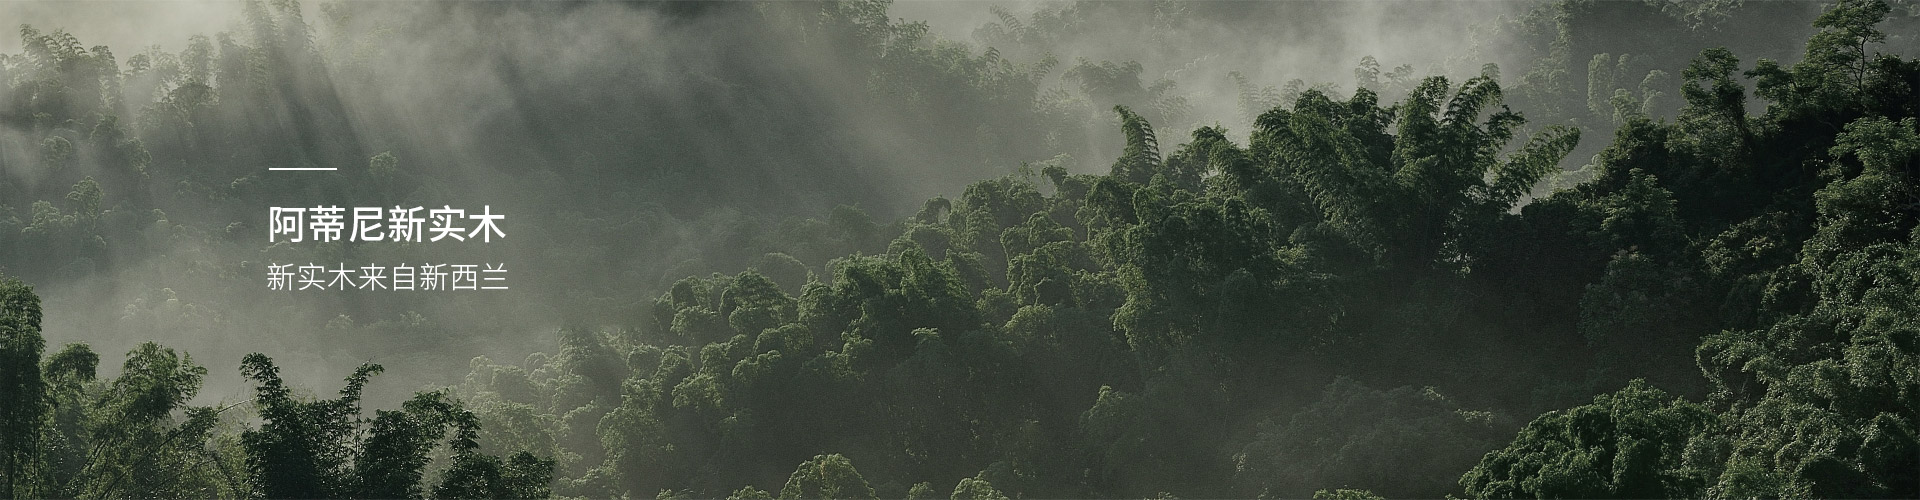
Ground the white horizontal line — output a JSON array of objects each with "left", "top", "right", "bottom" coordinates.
[{"left": 268, "top": 168, "right": 338, "bottom": 171}]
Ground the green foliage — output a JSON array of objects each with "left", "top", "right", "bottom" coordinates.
[
  {"left": 29, "top": 341, "right": 233, "bottom": 499},
  {"left": 242, "top": 353, "right": 554, "bottom": 499},
  {"left": 730, "top": 485, "right": 775, "bottom": 500},
  {"left": 240, "top": 354, "right": 378, "bottom": 499},
  {"left": 1461, "top": 380, "right": 1718, "bottom": 498},
  {"left": 1751, "top": 0, "right": 1899, "bottom": 118},
  {"left": 1228, "top": 77, "right": 1578, "bottom": 273},
  {"left": 7, "top": 1, "right": 1920, "bottom": 499},
  {"left": 1311, "top": 489, "right": 1385, "bottom": 500},
  {"left": 6, "top": 275, "right": 566, "bottom": 499},
  {"left": 0, "top": 275, "right": 45, "bottom": 499},
  {"left": 1465, "top": 6, "right": 1920, "bottom": 498},
  {"left": 778, "top": 454, "right": 875, "bottom": 500},
  {"left": 950, "top": 472, "right": 1010, "bottom": 500}
]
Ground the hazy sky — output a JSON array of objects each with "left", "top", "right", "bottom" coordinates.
[{"left": 1, "top": 1, "right": 241, "bottom": 53}]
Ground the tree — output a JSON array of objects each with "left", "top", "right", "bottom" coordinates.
[
  {"left": 950, "top": 472, "right": 1010, "bottom": 500},
  {"left": 64, "top": 177, "right": 103, "bottom": 233},
  {"left": 778, "top": 454, "right": 875, "bottom": 500},
  {"left": 240, "top": 354, "right": 378, "bottom": 499},
  {"left": 1461, "top": 380, "right": 1718, "bottom": 499},
  {"left": 242, "top": 353, "right": 555, "bottom": 499},
  {"left": 0, "top": 275, "right": 46, "bottom": 499}
]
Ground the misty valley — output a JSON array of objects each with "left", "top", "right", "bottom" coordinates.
[{"left": 1, "top": 0, "right": 1918, "bottom": 499}]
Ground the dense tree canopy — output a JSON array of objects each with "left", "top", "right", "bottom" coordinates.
[{"left": 3, "top": 0, "right": 1919, "bottom": 498}]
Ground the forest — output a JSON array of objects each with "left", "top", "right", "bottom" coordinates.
[{"left": 1, "top": 0, "right": 1918, "bottom": 498}]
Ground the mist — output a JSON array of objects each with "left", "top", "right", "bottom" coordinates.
[
  {"left": 3, "top": 0, "right": 1917, "bottom": 498},
  {"left": 3, "top": 0, "right": 1540, "bottom": 406}
]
